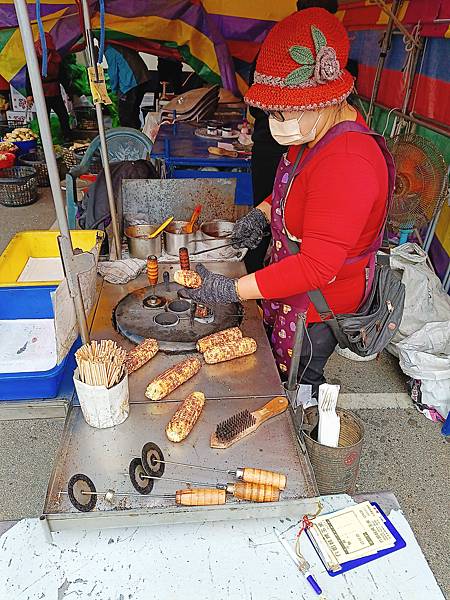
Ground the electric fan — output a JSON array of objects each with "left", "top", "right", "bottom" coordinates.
[{"left": 387, "top": 133, "right": 447, "bottom": 244}]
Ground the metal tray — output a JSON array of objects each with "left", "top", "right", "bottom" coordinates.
[{"left": 42, "top": 262, "right": 318, "bottom": 532}]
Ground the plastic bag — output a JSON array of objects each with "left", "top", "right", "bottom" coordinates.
[
  {"left": 397, "top": 321, "right": 450, "bottom": 419},
  {"left": 388, "top": 243, "right": 450, "bottom": 355},
  {"left": 142, "top": 111, "right": 162, "bottom": 142}
]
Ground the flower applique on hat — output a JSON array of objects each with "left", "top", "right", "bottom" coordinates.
[
  {"left": 245, "top": 8, "right": 354, "bottom": 112},
  {"left": 286, "top": 26, "right": 341, "bottom": 86}
]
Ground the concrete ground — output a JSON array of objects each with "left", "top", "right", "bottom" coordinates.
[
  {"left": 0, "top": 188, "right": 56, "bottom": 254},
  {"left": 0, "top": 191, "right": 448, "bottom": 598}
]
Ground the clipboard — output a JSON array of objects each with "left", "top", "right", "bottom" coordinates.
[{"left": 306, "top": 502, "right": 407, "bottom": 576}]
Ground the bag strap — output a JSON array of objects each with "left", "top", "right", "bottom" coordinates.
[{"left": 307, "top": 289, "right": 349, "bottom": 347}]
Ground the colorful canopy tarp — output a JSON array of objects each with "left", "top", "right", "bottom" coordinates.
[
  {"left": 1, "top": 0, "right": 449, "bottom": 96},
  {"left": 0, "top": 1, "right": 297, "bottom": 95}
]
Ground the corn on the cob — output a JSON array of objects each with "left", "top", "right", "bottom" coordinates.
[
  {"left": 145, "top": 356, "right": 202, "bottom": 401},
  {"left": 166, "top": 391, "right": 205, "bottom": 442},
  {"left": 124, "top": 338, "right": 159, "bottom": 374},
  {"left": 196, "top": 327, "right": 242, "bottom": 354},
  {"left": 203, "top": 337, "right": 257, "bottom": 365},
  {"left": 173, "top": 269, "right": 202, "bottom": 288}
]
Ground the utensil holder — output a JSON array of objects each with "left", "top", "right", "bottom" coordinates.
[{"left": 74, "top": 368, "right": 129, "bottom": 429}]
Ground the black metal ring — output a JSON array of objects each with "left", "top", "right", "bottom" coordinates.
[
  {"left": 129, "top": 458, "right": 154, "bottom": 495},
  {"left": 68, "top": 473, "right": 97, "bottom": 512},
  {"left": 141, "top": 442, "right": 165, "bottom": 478}
]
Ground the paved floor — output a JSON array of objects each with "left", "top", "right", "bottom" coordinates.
[
  {"left": 0, "top": 188, "right": 56, "bottom": 254},
  {"left": 0, "top": 190, "right": 448, "bottom": 598}
]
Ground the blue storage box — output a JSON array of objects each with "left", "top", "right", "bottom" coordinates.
[{"left": 0, "top": 286, "right": 79, "bottom": 401}]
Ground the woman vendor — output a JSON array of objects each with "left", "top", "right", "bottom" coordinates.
[{"left": 185, "top": 9, "right": 394, "bottom": 394}]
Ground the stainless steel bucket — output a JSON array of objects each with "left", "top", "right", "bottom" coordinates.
[
  {"left": 303, "top": 407, "right": 364, "bottom": 495},
  {"left": 164, "top": 220, "right": 197, "bottom": 256},
  {"left": 125, "top": 225, "right": 162, "bottom": 259},
  {"left": 197, "top": 219, "right": 234, "bottom": 253}
]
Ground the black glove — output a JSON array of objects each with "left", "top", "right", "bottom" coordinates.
[
  {"left": 230, "top": 208, "right": 269, "bottom": 250},
  {"left": 182, "top": 264, "right": 239, "bottom": 305}
]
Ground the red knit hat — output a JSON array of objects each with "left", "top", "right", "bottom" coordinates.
[{"left": 245, "top": 8, "right": 353, "bottom": 112}]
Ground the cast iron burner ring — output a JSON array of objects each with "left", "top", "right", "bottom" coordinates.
[
  {"left": 167, "top": 299, "right": 191, "bottom": 313},
  {"left": 154, "top": 312, "right": 179, "bottom": 327},
  {"left": 143, "top": 295, "right": 166, "bottom": 310}
]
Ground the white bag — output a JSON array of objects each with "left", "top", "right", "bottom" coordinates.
[
  {"left": 388, "top": 243, "right": 450, "bottom": 354},
  {"left": 397, "top": 321, "right": 450, "bottom": 419}
]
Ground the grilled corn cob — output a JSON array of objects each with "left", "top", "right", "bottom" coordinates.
[
  {"left": 124, "top": 338, "right": 159, "bottom": 374},
  {"left": 173, "top": 269, "right": 202, "bottom": 288},
  {"left": 203, "top": 337, "right": 257, "bottom": 364},
  {"left": 166, "top": 391, "right": 205, "bottom": 442},
  {"left": 145, "top": 356, "right": 202, "bottom": 401},
  {"left": 196, "top": 327, "right": 242, "bottom": 354}
]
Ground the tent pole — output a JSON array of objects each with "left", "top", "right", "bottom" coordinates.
[
  {"left": 80, "top": 0, "right": 121, "bottom": 260},
  {"left": 13, "top": 0, "right": 90, "bottom": 344},
  {"left": 367, "top": 0, "right": 401, "bottom": 127}
]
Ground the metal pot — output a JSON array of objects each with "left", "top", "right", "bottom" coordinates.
[
  {"left": 125, "top": 225, "right": 162, "bottom": 259},
  {"left": 164, "top": 220, "right": 197, "bottom": 256},
  {"left": 197, "top": 219, "right": 234, "bottom": 252}
]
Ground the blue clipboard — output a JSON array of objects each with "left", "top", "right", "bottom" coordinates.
[{"left": 306, "top": 502, "right": 407, "bottom": 576}]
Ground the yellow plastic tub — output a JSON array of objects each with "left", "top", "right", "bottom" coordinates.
[{"left": 0, "top": 230, "right": 104, "bottom": 286}]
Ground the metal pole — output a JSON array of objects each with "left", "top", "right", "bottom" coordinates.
[
  {"left": 367, "top": 0, "right": 401, "bottom": 127},
  {"left": 14, "top": 0, "right": 90, "bottom": 344},
  {"left": 356, "top": 95, "right": 450, "bottom": 137},
  {"left": 80, "top": 0, "right": 121, "bottom": 260}
]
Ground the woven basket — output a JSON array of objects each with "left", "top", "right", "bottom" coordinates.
[
  {"left": 61, "top": 144, "right": 81, "bottom": 171},
  {"left": 19, "top": 150, "right": 63, "bottom": 187},
  {"left": 0, "top": 166, "right": 38, "bottom": 207},
  {"left": 75, "top": 107, "right": 98, "bottom": 131}
]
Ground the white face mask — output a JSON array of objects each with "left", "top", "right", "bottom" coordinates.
[{"left": 269, "top": 112, "right": 321, "bottom": 145}]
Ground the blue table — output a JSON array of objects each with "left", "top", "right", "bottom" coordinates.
[{"left": 151, "top": 122, "right": 253, "bottom": 206}]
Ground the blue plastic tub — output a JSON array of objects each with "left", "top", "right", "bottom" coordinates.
[{"left": 0, "top": 286, "right": 79, "bottom": 401}]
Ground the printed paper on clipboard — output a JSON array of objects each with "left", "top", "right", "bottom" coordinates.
[{"left": 306, "top": 501, "right": 406, "bottom": 576}]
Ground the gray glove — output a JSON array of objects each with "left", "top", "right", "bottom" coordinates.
[
  {"left": 182, "top": 264, "right": 239, "bottom": 305},
  {"left": 230, "top": 208, "right": 269, "bottom": 249}
]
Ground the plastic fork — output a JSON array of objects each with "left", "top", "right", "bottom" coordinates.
[{"left": 317, "top": 384, "right": 340, "bottom": 448}]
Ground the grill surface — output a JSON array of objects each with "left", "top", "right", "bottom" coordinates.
[{"left": 113, "top": 281, "right": 243, "bottom": 353}]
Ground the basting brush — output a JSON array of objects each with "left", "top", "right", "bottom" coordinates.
[{"left": 210, "top": 396, "right": 288, "bottom": 449}]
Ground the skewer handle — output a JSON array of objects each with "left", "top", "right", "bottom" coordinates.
[
  {"left": 179, "top": 247, "right": 190, "bottom": 271},
  {"left": 146, "top": 255, "right": 159, "bottom": 287},
  {"left": 230, "top": 482, "right": 280, "bottom": 503},
  {"left": 175, "top": 488, "right": 226, "bottom": 506},
  {"left": 240, "top": 468, "right": 287, "bottom": 491}
]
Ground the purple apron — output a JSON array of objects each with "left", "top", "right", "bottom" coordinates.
[{"left": 262, "top": 122, "right": 396, "bottom": 375}]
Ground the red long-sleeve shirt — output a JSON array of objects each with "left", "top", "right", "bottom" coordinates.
[{"left": 255, "top": 113, "right": 388, "bottom": 323}]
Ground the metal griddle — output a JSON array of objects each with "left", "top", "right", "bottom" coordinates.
[{"left": 113, "top": 281, "right": 242, "bottom": 353}]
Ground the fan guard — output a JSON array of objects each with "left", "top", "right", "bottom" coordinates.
[{"left": 387, "top": 133, "right": 447, "bottom": 232}]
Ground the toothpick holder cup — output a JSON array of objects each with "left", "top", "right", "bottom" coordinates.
[{"left": 74, "top": 368, "right": 129, "bottom": 429}]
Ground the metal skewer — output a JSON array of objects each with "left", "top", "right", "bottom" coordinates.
[
  {"left": 191, "top": 242, "right": 236, "bottom": 255},
  {"left": 141, "top": 474, "right": 280, "bottom": 503},
  {"left": 139, "top": 442, "right": 286, "bottom": 493},
  {"left": 146, "top": 457, "right": 287, "bottom": 490}
]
